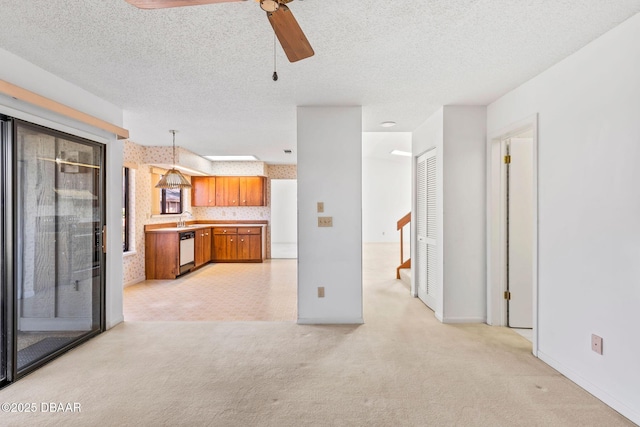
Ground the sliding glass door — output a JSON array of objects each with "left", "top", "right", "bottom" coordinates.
[
  {"left": 7, "top": 119, "right": 105, "bottom": 378},
  {"left": 0, "top": 118, "right": 8, "bottom": 384}
]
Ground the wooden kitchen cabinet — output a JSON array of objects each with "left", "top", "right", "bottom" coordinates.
[
  {"left": 239, "top": 176, "right": 266, "bottom": 206},
  {"left": 238, "top": 230, "right": 261, "bottom": 260},
  {"left": 191, "top": 176, "right": 216, "bottom": 207},
  {"left": 194, "top": 227, "right": 212, "bottom": 267},
  {"left": 212, "top": 226, "right": 262, "bottom": 262},
  {"left": 215, "top": 176, "right": 240, "bottom": 206},
  {"left": 145, "top": 222, "right": 264, "bottom": 280},
  {"left": 193, "top": 175, "right": 266, "bottom": 207},
  {"left": 213, "top": 227, "right": 238, "bottom": 261},
  {"left": 145, "top": 232, "right": 179, "bottom": 279}
]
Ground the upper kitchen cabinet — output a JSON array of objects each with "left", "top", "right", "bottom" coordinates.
[
  {"left": 215, "top": 176, "right": 240, "bottom": 206},
  {"left": 210, "top": 176, "right": 266, "bottom": 207},
  {"left": 191, "top": 176, "right": 216, "bottom": 207},
  {"left": 239, "top": 176, "right": 266, "bottom": 206}
]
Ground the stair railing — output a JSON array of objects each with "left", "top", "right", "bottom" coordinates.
[{"left": 396, "top": 212, "right": 411, "bottom": 279}]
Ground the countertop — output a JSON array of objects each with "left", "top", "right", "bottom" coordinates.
[{"left": 146, "top": 223, "right": 267, "bottom": 233}]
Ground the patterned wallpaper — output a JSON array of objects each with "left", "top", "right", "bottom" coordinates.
[
  {"left": 267, "top": 164, "right": 297, "bottom": 179},
  {"left": 211, "top": 161, "right": 266, "bottom": 176},
  {"left": 122, "top": 142, "right": 293, "bottom": 286},
  {"left": 123, "top": 137, "right": 145, "bottom": 164}
]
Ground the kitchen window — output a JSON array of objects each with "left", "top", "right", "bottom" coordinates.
[
  {"left": 150, "top": 169, "right": 185, "bottom": 215},
  {"left": 160, "top": 187, "right": 183, "bottom": 214}
]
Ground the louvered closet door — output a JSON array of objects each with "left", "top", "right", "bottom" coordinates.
[{"left": 417, "top": 149, "right": 437, "bottom": 310}]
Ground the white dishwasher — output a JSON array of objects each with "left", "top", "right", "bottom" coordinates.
[{"left": 179, "top": 231, "right": 195, "bottom": 274}]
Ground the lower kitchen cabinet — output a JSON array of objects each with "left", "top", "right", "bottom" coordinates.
[
  {"left": 145, "top": 224, "right": 264, "bottom": 280},
  {"left": 145, "top": 232, "right": 179, "bottom": 279},
  {"left": 237, "top": 228, "right": 262, "bottom": 261},
  {"left": 213, "top": 228, "right": 237, "bottom": 261},
  {"left": 195, "top": 227, "right": 212, "bottom": 267},
  {"left": 238, "top": 234, "right": 261, "bottom": 260},
  {"left": 212, "top": 227, "right": 262, "bottom": 262}
]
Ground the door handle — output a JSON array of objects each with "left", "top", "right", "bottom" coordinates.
[{"left": 102, "top": 225, "right": 107, "bottom": 253}]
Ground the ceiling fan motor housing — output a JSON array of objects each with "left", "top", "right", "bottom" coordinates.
[{"left": 260, "top": 0, "right": 280, "bottom": 12}]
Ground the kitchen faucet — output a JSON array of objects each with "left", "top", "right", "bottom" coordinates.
[{"left": 178, "top": 211, "right": 192, "bottom": 228}]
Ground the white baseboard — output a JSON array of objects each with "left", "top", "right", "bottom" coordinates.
[
  {"left": 297, "top": 317, "right": 364, "bottom": 325},
  {"left": 435, "top": 311, "right": 444, "bottom": 323},
  {"left": 123, "top": 275, "right": 145, "bottom": 288},
  {"left": 441, "top": 316, "right": 486, "bottom": 324},
  {"left": 538, "top": 351, "right": 640, "bottom": 425}
]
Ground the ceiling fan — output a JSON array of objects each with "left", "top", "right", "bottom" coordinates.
[{"left": 124, "top": 0, "right": 314, "bottom": 62}]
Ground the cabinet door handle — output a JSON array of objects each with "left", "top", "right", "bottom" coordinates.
[
  {"left": 230, "top": 239, "right": 233, "bottom": 242},
  {"left": 241, "top": 239, "right": 244, "bottom": 242},
  {"left": 205, "top": 233, "right": 209, "bottom": 236},
  {"left": 223, "top": 230, "right": 226, "bottom": 233}
]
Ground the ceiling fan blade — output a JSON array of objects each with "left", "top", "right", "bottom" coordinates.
[
  {"left": 125, "top": 0, "right": 243, "bottom": 9},
  {"left": 267, "top": 5, "right": 314, "bottom": 63}
]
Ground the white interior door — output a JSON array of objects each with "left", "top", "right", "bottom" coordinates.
[
  {"left": 416, "top": 150, "right": 437, "bottom": 309},
  {"left": 506, "top": 138, "right": 533, "bottom": 328}
]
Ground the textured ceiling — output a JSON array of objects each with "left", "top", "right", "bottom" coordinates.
[{"left": 1, "top": 0, "right": 639, "bottom": 163}]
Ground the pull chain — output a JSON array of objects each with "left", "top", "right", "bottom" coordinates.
[
  {"left": 171, "top": 130, "right": 176, "bottom": 164},
  {"left": 272, "top": 34, "right": 278, "bottom": 81}
]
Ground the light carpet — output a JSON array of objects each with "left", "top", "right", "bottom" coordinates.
[{"left": 0, "top": 244, "right": 633, "bottom": 426}]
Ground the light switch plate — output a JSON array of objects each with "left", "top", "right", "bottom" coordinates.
[
  {"left": 317, "top": 202, "right": 324, "bottom": 213},
  {"left": 318, "top": 216, "right": 333, "bottom": 227},
  {"left": 318, "top": 287, "right": 325, "bottom": 298},
  {"left": 591, "top": 334, "right": 603, "bottom": 355}
]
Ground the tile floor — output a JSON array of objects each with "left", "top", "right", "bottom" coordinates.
[{"left": 124, "top": 259, "right": 297, "bottom": 322}]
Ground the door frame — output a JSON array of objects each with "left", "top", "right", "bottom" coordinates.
[
  {"left": 7, "top": 118, "right": 106, "bottom": 381},
  {"left": 486, "top": 114, "right": 539, "bottom": 356}
]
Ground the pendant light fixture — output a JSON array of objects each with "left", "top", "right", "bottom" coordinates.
[{"left": 155, "top": 130, "right": 192, "bottom": 189}]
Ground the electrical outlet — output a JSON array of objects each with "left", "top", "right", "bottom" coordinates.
[
  {"left": 591, "top": 334, "right": 603, "bottom": 355},
  {"left": 317, "top": 287, "right": 325, "bottom": 298},
  {"left": 317, "top": 202, "right": 324, "bottom": 213},
  {"left": 318, "top": 216, "right": 333, "bottom": 227}
]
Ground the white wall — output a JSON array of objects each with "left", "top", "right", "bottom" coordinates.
[
  {"left": 442, "top": 106, "right": 486, "bottom": 323},
  {"left": 487, "top": 13, "right": 640, "bottom": 424},
  {"left": 297, "top": 106, "right": 363, "bottom": 324},
  {"left": 362, "top": 132, "right": 411, "bottom": 243},
  {"left": 0, "top": 47, "right": 124, "bottom": 329},
  {"left": 411, "top": 106, "right": 486, "bottom": 323},
  {"left": 271, "top": 179, "right": 297, "bottom": 244}
]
